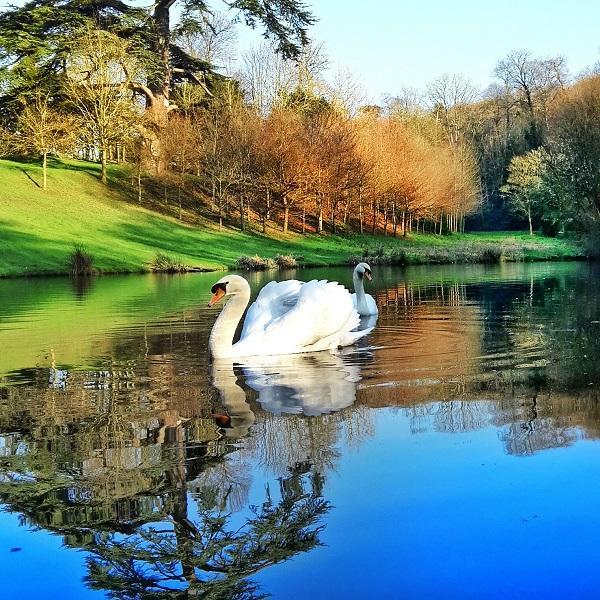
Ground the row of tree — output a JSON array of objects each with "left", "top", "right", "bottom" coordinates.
[
  {"left": 4, "top": 1, "right": 599, "bottom": 236},
  {"left": 0, "top": 8, "right": 479, "bottom": 235}
]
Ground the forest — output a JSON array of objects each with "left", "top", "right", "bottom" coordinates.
[{"left": 1, "top": 0, "right": 600, "bottom": 241}]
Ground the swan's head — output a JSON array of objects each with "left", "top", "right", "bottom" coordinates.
[
  {"left": 355, "top": 262, "right": 373, "bottom": 281},
  {"left": 208, "top": 274, "right": 249, "bottom": 306}
]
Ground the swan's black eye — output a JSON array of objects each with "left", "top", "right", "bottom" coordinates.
[
  {"left": 365, "top": 269, "right": 371, "bottom": 275},
  {"left": 211, "top": 282, "right": 228, "bottom": 294}
]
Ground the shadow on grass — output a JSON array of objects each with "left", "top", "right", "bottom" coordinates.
[
  {"left": 18, "top": 168, "right": 41, "bottom": 188},
  {"left": 105, "top": 217, "right": 303, "bottom": 268},
  {"left": 0, "top": 219, "right": 72, "bottom": 275}
]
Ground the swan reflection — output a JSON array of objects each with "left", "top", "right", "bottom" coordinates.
[{"left": 211, "top": 351, "right": 366, "bottom": 421}]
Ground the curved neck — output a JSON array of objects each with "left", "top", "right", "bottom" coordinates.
[
  {"left": 209, "top": 288, "right": 250, "bottom": 358},
  {"left": 353, "top": 271, "right": 368, "bottom": 309}
]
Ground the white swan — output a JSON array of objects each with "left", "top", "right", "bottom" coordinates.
[
  {"left": 352, "top": 262, "right": 378, "bottom": 316},
  {"left": 208, "top": 275, "right": 372, "bottom": 359}
]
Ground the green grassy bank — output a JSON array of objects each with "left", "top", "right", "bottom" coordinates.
[{"left": 0, "top": 158, "right": 586, "bottom": 277}]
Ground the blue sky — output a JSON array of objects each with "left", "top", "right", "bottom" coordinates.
[{"left": 238, "top": 0, "right": 600, "bottom": 102}]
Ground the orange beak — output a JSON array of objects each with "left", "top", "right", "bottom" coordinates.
[
  {"left": 208, "top": 287, "right": 226, "bottom": 307},
  {"left": 365, "top": 271, "right": 372, "bottom": 281}
]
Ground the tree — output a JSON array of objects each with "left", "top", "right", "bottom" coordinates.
[
  {"left": 64, "top": 29, "right": 143, "bottom": 184},
  {"left": 0, "top": 126, "right": 14, "bottom": 157},
  {"left": 501, "top": 150, "right": 545, "bottom": 234},
  {"left": 159, "top": 114, "right": 203, "bottom": 218},
  {"left": 173, "top": 10, "right": 238, "bottom": 71},
  {"left": 493, "top": 49, "right": 567, "bottom": 147},
  {"left": 0, "top": 0, "right": 315, "bottom": 135},
  {"left": 544, "top": 75, "right": 600, "bottom": 229},
  {"left": 16, "top": 92, "right": 78, "bottom": 189},
  {"left": 426, "top": 73, "right": 478, "bottom": 146}
]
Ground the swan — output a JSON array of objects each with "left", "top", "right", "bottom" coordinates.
[
  {"left": 207, "top": 275, "right": 372, "bottom": 359},
  {"left": 352, "top": 262, "right": 378, "bottom": 316}
]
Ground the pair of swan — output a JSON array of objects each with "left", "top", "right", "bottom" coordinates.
[{"left": 208, "top": 263, "right": 377, "bottom": 359}]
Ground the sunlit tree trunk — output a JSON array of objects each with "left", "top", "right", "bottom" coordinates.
[{"left": 42, "top": 151, "right": 47, "bottom": 190}]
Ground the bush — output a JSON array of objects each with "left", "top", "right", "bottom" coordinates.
[
  {"left": 151, "top": 252, "right": 188, "bottom": 273},
  {"left": 235, "top": 255, "right": 276, "bottom": 271},
  {"left": 479, "top": 245, "right": 505, "bottom": 263},
  {"left": 69, "top": 245, "right": 96, "bottom": 276},
  {"left": 274, "top": 254, "right": 297, "bottom": 269}
]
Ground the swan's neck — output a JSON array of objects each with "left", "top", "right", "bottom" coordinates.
[
  {"left": 209, "top": 289, "right": 250, "bottom": 358},
  {"left": 353, "top": 271, "right": 368, "bottom": 312}
]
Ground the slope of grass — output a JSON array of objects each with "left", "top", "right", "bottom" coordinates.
[{"left": 0, "top": 158, "right": 586, "bottom": 277}]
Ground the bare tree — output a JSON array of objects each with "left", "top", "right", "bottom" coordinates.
[
  {"left": 426, "top": 73, "right": 479, "bottom": 145},
  {"left": 172, "top": 11, "right": 238, "bottom": 73},
  {"left": 64, "top": 28, "right": 143, "bottom": 183},
  {"left": 327, "top": 67, "right": 367, "bottom": 116},
  {"left": 16, "top": 93, "right": 78, "bottom": 189},
  {"left": 240, "top": 41, "right": 328, "bottom": 114},
  {"left": 493, "top": 49, "right": 568, "bottom": 145}
]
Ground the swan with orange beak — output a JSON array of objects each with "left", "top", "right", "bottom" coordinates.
[{"left": 206, "top": 274, "right": 373, "bottom": 359}]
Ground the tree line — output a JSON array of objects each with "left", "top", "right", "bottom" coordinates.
[{"left": 1, "top": 2, "right": 598, "bottom": 237}]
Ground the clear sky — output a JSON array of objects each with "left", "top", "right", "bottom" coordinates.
[{"left": 256, "top": 0, "right": 600, "bottom": 102}]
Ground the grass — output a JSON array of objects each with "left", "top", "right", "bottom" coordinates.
[
  {"left": 69, "top": 244, "right": 95, "bottom": 275},
  {"left": 0, "top": 157, "right": 587, "bottom": 277}
]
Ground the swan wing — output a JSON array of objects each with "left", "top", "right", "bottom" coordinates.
[
  {"left": 240, "top": 279, "right": 303, "bottom": 339},
  {"left": 257, "top": 279, "right": 365, "bottom": 353}
]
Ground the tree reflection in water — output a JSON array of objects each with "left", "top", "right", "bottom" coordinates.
[
  {"left": 3, "top": 264, "right": 600, "bottom": 596},
  {"left": 85, "top": 464, "right": 328, "bottom": 599},
  {"left": 0, "top": 350, "right": 376, "bottom": 598}
]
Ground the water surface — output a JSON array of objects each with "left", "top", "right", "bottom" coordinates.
[{"left": 1, "top": 262, "right": 599, "bottom": 598}]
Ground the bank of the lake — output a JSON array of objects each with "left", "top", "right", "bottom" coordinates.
[{"left": 0, "top": 158, "right": 586, "bottom": 277}]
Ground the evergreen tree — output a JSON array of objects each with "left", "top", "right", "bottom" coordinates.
[{"left": 0, "top": 0, "right": 314, "bottom": 124}]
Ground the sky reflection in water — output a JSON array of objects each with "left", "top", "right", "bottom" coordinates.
[{"left": 0, "top": 262, "right": 600, "bottom": 598}]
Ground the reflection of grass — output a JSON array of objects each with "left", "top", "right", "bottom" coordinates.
[
  {"left": 0, "top": 158, "right": 586, "bottom": 277},
  {"left": 0, "top": 261, "right": 590, "bottom": 381},
  {"left": 0, "top": 273, "right": 216, "bottom": 378}
]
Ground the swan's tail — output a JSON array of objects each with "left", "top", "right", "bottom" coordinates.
[{"left": 338, "top": 326, "right": 374, "bottom": 348}]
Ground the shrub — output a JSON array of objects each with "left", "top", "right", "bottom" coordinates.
[
  {"left": 479, "top": 245, "right": 504, "bottom": 263},
  {"left": 235, "top": 255, "right": 276, "bottom": 271},
  {"left": 69, "top": 245, "right": 96, "bottom": 276},
  {"left": 151, "top": 252, "right": 188, "bottom": 273},
  {"left": 388, "top": 248, "right": 408, "bottom": 265},
  {"left": 274, "top": 254, "right": 297, "bottom": 269}
]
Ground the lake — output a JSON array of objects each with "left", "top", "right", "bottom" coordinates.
[{"left": 1, "top": 262, "right": 600, "bottom": 598}]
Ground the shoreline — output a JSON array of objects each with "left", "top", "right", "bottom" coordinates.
[
  {"left": 0, "top": 159, "right": 588, "bottom": 279},
  {"left": 0, "top": 250, "right": 589, "bottom": 280}
]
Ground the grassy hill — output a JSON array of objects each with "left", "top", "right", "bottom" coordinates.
[{"left": 0, "top": 158, "right": 587, "bottom": 277}]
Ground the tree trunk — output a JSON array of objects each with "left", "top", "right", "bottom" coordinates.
[
  {"left": 317, "top": 197, "right": 323, "bottom": 233},
  {"left": 239, "top": 192, "right": 245, "bottom": 231},
  {"left": 283, "top": 200, "right": 289, "bottom": 232},
  {"left": 302, "top": 207, "right": 306, "bottom": 233},
  {"left": 371, "top": 200, "right": 377, "bottom": 235},
  {"left": 528, "top": 204, "right": 533, "bottom": 235},
  {"left": 42, "top": 152, "right": 47, "bottom": 190},
  {"left": 359, "top": 200, "right": 364, "bottom": 234},
  {"left": 100, "top": 147, "right": 107, "bottom": 185},
  {"left": 383, "top": 203, "right": 388, "bottom": 236}
]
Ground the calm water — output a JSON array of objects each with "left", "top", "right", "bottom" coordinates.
[{"left": 1, "top": 262, "right": 600, "bottom": 598}]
